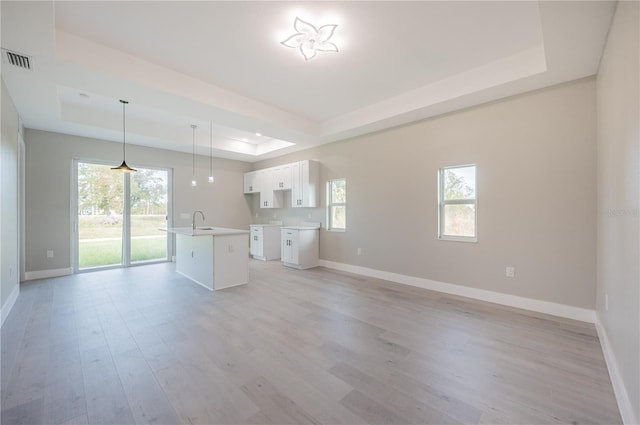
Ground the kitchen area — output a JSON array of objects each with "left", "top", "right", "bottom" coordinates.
[{"left": 164, "top": 159, "right": 323, "bottom": 291}]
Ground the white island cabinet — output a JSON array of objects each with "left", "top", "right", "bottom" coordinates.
[
  {"left": 164, "top": 227, "right": 249, "bottom": 291},
  {"left": 281, "top": 224, "right": 320, "bottom": 269}
]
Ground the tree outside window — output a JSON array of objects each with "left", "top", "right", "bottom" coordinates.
[
  {"left": 438, "top": 165, "right": 477, "bottom": 241},
  {"left": 327, "top": 178, "right": 346, "bottom": 231}
]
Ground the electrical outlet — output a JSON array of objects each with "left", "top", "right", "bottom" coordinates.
[
  {"left": 9, "top": 266, "right": 12, "bottom": 278},
  {"left": 180, "top": 213, "right": 190, "bottom": 219},
  {"left": 308, "top": 213, "right": 312, "bottom": 219},
  {"left": 605, "top": 294, "right": 609, "bottom": 311},
  {"left": 273, "top": 213, "right": 277, "bottom": 218},
  {"left": 357, "top": 248, "right": 362, "bottom": 256},
  {"left": 505, "top": 266, "right": 515, "bottom": 278},
  {"left": 47, "top": 250, "right": 54, "bottom": 258},
  {"left": 255, "top": 212, "right": 259, "bottom": 218}
]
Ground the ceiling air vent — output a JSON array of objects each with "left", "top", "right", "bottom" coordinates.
[{"left": 1, "top": 49, "right": 33, "bottom": 71}]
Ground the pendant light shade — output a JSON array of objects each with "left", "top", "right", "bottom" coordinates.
[
  {"left": 191, "top": 124, "right": 197, "bottom": 187},
  {"left": 111, "top": 99, "right": 137, "bottom": 173}
]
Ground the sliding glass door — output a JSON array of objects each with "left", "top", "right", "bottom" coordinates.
[{"left": 75, "top": 161, "right": 170, "bottom": 271}]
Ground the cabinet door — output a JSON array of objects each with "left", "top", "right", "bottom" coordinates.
[
  {"left": 291, "top": 160, "right": 319, "bottom": 208},
  {"left": 259, "top": 169, "right": 283, "bottom": 208},
  {"left": 244, "top": 172, "right": 258, "bottom": 194},
  {"left": 281, "top": 229, "right": 298, "bottom": 264},
  {"left": 291, "top": 162, "right": 302, "bottom": 207},
  {"left": 289, "top": 232, "right": 299, "bottom": 264},
  {"left": 260, "top": 190, "right": 283, "bottom": 208},
  {"left": 250, "top": 234, "right": 263, "bottom": 257},
  {"left": 273, "top": 164, "right": 292, "bottom": 190},
  {"left": 250, "top": 227, "right": 262, "bottom": 257},
  {"left": 281, "top": 230, "right": 289, "bottom": 262}
]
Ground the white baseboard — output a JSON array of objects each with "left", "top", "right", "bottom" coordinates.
[
  {"left": 24, "top": 267, "right": 73, "bottom": 281},
  {"left": 318, "top": 260, "right": 596, "bottom": 323},
  {"left": 596, "top": 314, "right": 638, "bottom": 425},
  {"left": 1, "top": 283, "right": 20, "bottom": 327}
]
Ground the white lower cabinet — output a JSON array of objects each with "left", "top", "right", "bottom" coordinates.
[
  {"left": 250, "top": 224, "right": 281, "bottom": 261},
  {"left": 281, "top": 227, "right": 319, "bottom": 269}
]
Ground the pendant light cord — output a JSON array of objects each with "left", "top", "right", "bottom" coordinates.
[
  {"left": 121, "top": 100, "right": 128, "bottom": 160},
  {"left": 209, "top": 121, "right": 213, "bottom": 175},
  {"left": 191, "top": 124, "right": 197, "bottom": 178}
]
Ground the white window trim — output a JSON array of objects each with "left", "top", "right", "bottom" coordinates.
[
  {"left": 438, "top": 165, "right": 477, "bottom": 243},
  {"left": 327, "top": 178, "right": 346, "bottom": 232}
]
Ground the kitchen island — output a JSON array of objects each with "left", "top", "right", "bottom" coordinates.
[{"left": 163, "top": 227, "right": 249, "bottom": 291}]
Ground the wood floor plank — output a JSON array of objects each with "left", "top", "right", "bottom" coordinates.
[
  {"left": 83, "top": 377, "right": 135, "bottom": 425},
  {"left": 112, "top": 348, "right": 181, "bottom": 425},
  {"left": 329, "top": 361, "right": 463, "bottom": 424},
  {"left": 340, "top": 389, "right": 411, "bottom": 425},
  {"left": 240, "top": 376, "right": 321, "bottom": 425}
]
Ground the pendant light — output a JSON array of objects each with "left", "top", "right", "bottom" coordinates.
[
  {"left": 208, "top": 121, "right": 215, "bottom": 183},
  {"left": 111, "top": 99, "right": 137, "bottom": 173},
  {"left": 191, "top": 124, "right": 197, "bottom": 187}
]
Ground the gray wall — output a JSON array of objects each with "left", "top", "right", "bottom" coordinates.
[
  {"left": 24, "top": 130, "right": 253, "bottom": 273},
  {"left": 596, "top": 1, "right": 640, "bottom": 422},
  {"left": 252, "top": 78, "right": 597, "bottom": 310},
  {"left": 1, "top": 78, "right": 20, "bottom": 312}
]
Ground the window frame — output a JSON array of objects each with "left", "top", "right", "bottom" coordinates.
[
  {"left": 438, "top": 164, "right": 477, "bottom": 243},
  {"left": 327, "top": 178, "right": 346, "bottom": 232}
]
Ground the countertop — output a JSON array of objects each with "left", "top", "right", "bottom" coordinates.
[
  {"left": 281, "top": 226, "right": 321, "bottom": 230},
  {"left": 250, "top": 224, "right": 283, "bottom": 227},
  {"left": 162, "top": 227, "right": 250, "bottom": 236}
]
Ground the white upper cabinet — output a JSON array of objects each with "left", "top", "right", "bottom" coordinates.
[
  {"left": 291, "top": 160, "right": 319, "bottom": 208},
  {"left": 243, "top": 160, "right": 319, "bottom": 208},
  {"left": 243, "top": 171, "right": 259, "bottom": 194},
  {"left": 258, "top": 169, "right": 283, "bottom": 208},
  {"left": 272, "top": 164, "right": 292, "bottom": 190}
]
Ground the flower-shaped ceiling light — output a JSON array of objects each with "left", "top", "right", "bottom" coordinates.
[{"left": 281, "top": 17, "right": 338, "bottom": 61}]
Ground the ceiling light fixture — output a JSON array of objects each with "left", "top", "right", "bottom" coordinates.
[
  {"left": 281, "top": 17, "right": 338, "bottom": 61},
  {"left": 111, "top": 99, "right": 137, "bottom": 173},
  {"left": 191, "top": 124, "right": 197, "bottom": 187},
  {"left": 208, "top": 122, "right": 215, "bottom": 183}
]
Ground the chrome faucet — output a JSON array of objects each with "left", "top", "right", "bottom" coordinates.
[{"left": 192, "top": 210, "right": 205, "bottom": 230}]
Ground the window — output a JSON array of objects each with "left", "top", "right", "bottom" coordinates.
[
  {"left": 75, "top": 161, "right": 171, "bottom": 270},
  {"left": 327, "top": 178, "right": 346, "bottom": 231},
  {"left": 438, "top": 164, "right": 477, "bottom": 242}
]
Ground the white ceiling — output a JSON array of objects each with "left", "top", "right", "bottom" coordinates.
[{"left": 1, "top": 1, "right": 616, "bottom": 162}]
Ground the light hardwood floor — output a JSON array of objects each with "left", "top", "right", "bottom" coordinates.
[{"left": 1, "top": 260, "right": 622, "bottom": 425}]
